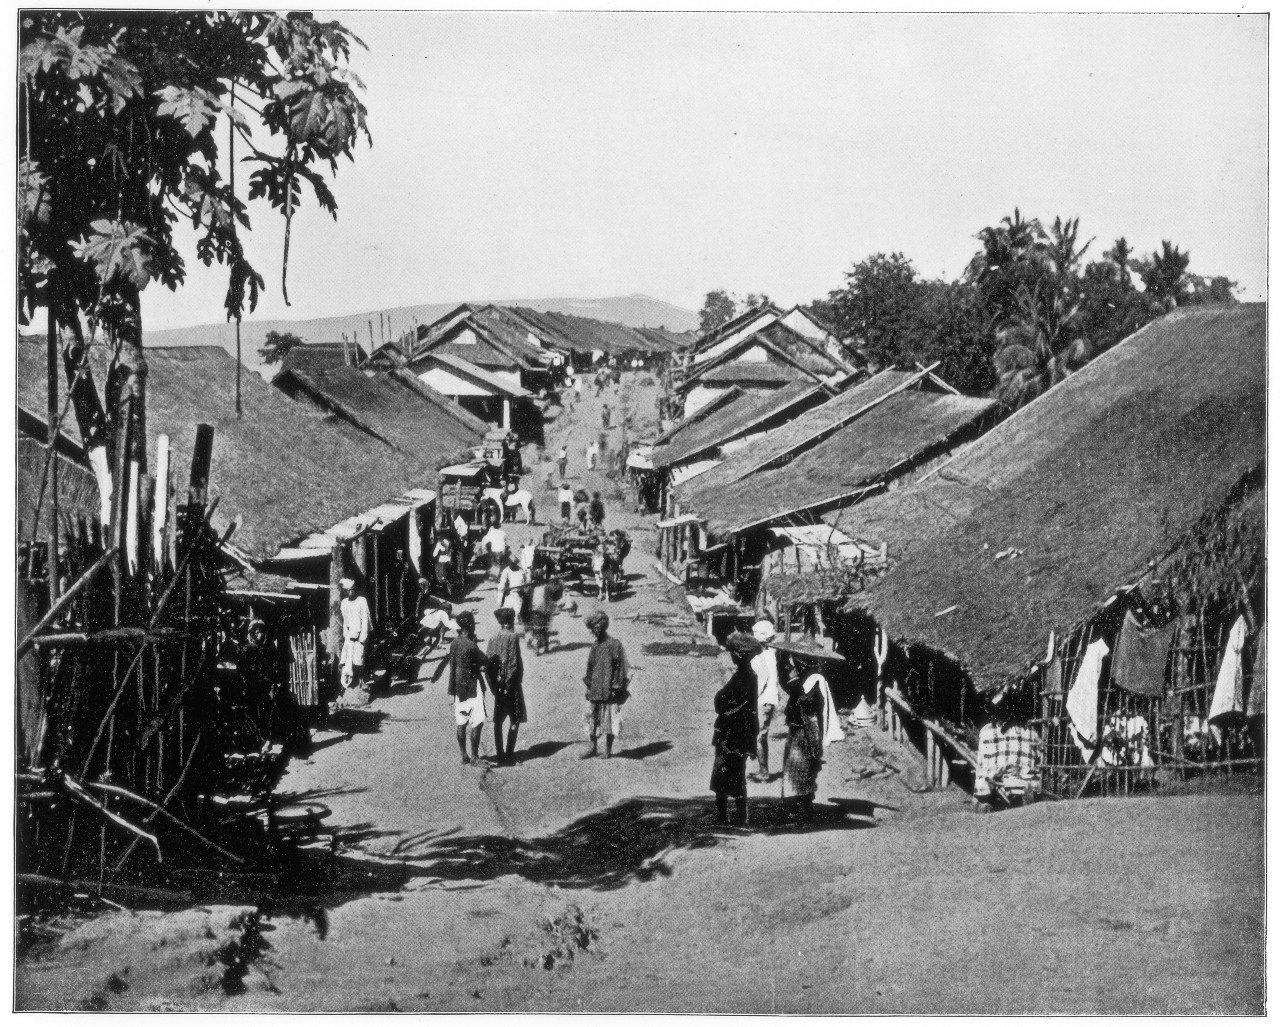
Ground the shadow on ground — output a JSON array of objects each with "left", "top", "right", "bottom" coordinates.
[
  {"left": 514, "top": 740, "right": 575, "bottom": 763},
  {"left": 413, "top": 795, "right": 877, "bottom": 892},
  {"left": 612, "top": 740, "right": 673, "bottom": 760}
]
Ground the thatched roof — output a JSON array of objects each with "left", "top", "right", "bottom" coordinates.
[
  {"left": 17, "top": 341, "right": 436, "bottom": 562},
  {"left": 507, "top": 307, "right": 679, "bottom": 357},
  {"left": 653, "top": 374, "right": 850, "bottom": 471},
  {"left": 838, "top": 303, "right": 1266, "bottom": 693},
  {"left": 388, "top": 369, "right": 492, "bottom": 435},
  {"left": 675, "top": 368, "right": 922, "bottom": 507},
  {"left": 692, "top": 360, "right": 801, "bottom": 389},
  {"left": 688, "top": 389, "right": 995, "bottom": 534},
  {"left": 273, "top": 360, "right": 483, "bottom": 469},
  {"left": 280, "top": 342, "right": 365, "bottom": 377},
  {"left": 651, "top": 388, "right": 767, "bottom": 469},
  {"left": 468, "top": 307, "right": 553, "bottom": 368},
  {"left": 418, "top": 322, "right": 527, "bottom": 372},
  {"left": 18, "top": 435, "right": 101, "bottom": 543}
]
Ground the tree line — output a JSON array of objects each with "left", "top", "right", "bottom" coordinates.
[{"left": 699, "top": 211, "right": 1238, "bottom": 406}]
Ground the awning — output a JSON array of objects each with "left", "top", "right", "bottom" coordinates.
[
  {"left": 670, "top": 458, "right": 720, "bottom": 487},
  {"left": 626, "top": 450, "right": 655, "bottom": 471},
  {"left": 768, "top": 524, "right": 886, "bottom": 569},
  {"left": 440, "top": 463, "right": 486, "bottom": 479},
  {"left": 657, "top": 513, "right": 704, "bottom": 529}
]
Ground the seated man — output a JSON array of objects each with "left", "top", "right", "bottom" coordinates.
[{"left": 976, "top": 712, "right": 1040, "bottom": 807}]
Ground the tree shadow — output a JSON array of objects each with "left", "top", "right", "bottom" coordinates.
[
  {"left": 612, "top": 740, "right": 673, "bottom": 761},
  {"left": 549, "top": 640, "right": 593, "bottom": 655},
  {"left": 324, "top": 708, "right": 389, "bottom": 736},
  {"left": 413, "top": 794, "right": 876, "bottom": 892},
  {"left": 512, "top": 740, "right": 574, "bottom": 764},
  {"left": 378, "top": 680, "right": 424, "bottom": 698}
]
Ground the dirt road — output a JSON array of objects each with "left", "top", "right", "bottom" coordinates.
[{"left": 16, "top": 374, "right": 1265, "bottom": 1013}]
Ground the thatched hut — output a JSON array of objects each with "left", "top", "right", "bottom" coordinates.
[
  {"left": 664, "top": 367, "right": 996, "bottom": 603},
  {"left": 18, "top": 341, "right": 448, "bottom": 710},
  {"left": 829, "top": 303, "right": 1266, "bottom": 796}
]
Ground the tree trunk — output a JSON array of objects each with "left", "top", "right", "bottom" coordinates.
[{"left": 57, "top": 301, "right": 112, "bottom": 528}]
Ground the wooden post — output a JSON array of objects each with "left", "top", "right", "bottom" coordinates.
[
  {"left": 46, "top": 308, "right": 60, "bottom": 601},
  {"left": 189, "top": 424, "right": 214, "bottom": 505},
  {"left": 152, "top": 435, "right": 170, "bottom": 571},
  {"left": 328, "top": 541, "right": 343, "bottom": 674}
]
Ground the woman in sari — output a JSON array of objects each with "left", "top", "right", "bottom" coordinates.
[
  {"left": 781, "top": 651, "right": 844, "bottom": 823},
  {"left": 711, "top": 632, "right": 762, "bottom": 827}
]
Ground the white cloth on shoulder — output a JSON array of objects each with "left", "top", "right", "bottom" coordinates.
[{"left": 802, "top": 672, "right": 844, "bottom": 749}]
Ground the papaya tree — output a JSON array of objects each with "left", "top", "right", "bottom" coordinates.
[{"left": 19, "top": 10, "right": 370, "bottom": 520}]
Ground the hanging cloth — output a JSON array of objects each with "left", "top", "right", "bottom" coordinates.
[
  {"left": 1066, "top": 638, "right": 1109, "bottom": 753},
  {"left": 1111, "top": 611, "right": 1177, "bottom": 697},
  {"left": 1208, "top": 615, "right": 1249, "bottom": 722},
  {"left": 1246, "top": 623, "right": 1266, "bottom": 718},
  {"left": 407, "top": 503, "right": 425, "bottom": 578}
]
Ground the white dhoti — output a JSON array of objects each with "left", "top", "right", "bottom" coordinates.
[{"left": 340, "top": 638, "right": 365, "bottom": 687}]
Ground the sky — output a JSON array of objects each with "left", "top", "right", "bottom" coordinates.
[{"left": 144, "top": 12, "right": 1268, "bottom": 331}]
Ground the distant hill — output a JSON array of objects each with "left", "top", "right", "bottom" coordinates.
[{"left": 142, "top": 293, "right": 698, "bottom": 378}]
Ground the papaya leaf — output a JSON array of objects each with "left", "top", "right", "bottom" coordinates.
[
  {"left": 71, "top": 218, "right": 153, "bottom": 289},
  {"left": 155, "top": 84, "right": 220, "bottom": 137}
]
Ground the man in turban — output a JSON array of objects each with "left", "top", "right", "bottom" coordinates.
[
  {"left": 749, "top": 618, "right": 782, "bottom": 782},
  {"left": 582, "top": 610, "right": 629, "bottom": 759}
]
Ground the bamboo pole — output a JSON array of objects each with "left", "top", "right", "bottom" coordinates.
[
  {"left": 46, "top": 307, "right": 60, "bottom": 602},
  {"left": 15, "top": 546, "right": 119, "bottom": 659},
  {"left": 152, "top": 434, "right": 170, "bottom": 570}
]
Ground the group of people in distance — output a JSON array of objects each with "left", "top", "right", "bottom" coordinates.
[
  {"left": 558, "top": 485, "right": 607, "bottom": 531},
  {"left": 711, "top": 617, "right": 843, "bottom": 827},
  {"left": 432, "top": 606, "right": 629, "bottom": 765}
]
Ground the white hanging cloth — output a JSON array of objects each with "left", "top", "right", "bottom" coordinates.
[
  {"left": 1066, "top": 638, "right": 1109, "bottom": 754},
  {"left": 1208, "top": 615, "right": 1249, "bottom": 722}
]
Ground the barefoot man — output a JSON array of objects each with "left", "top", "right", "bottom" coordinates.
[
  {"left": 582, "top": 610, "right": 629, "bottom": 759},
  {"left": 432, "top": 610, "right": 491, "bottom": 765}
]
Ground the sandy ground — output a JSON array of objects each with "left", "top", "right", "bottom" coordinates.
[{"left": 16, "top": 375, "right": 1266, "bottom": 1014}]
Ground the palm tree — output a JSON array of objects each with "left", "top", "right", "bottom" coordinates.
[
  {"left": 1045, "top": 216, "right": 1094, "bottom": 277},
  {"left": 992, "top": 281, "right": 1092, "bottom": 409},
  {"left": 1134, "top": 241, "right": 1191, "bottom": 307}
]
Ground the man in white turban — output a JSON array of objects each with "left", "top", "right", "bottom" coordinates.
[{"left": 338, "top": 577, "right": 372, "bottom": 706}]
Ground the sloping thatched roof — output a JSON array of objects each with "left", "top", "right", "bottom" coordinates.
[
  {"left": 274, "top": 361, "right": 483, "bottom": 469},
  {"left": 689, "top": 390, "right": 996, "bottom": 534},
  {"left": 838, "top": 303, "right": 1267, "bottom": 693},
  {"left": 651, "top": 388, "right": 773, "bottom": 469},
  {"left": 508, "top": 307, "right": 674, "bottom": 356},
  {"left": 419, "top": 322, "right": 525, "bottom": 372},
  {"left": 468, "top": 308, "right": 553, "bottom": 368},
  {"left": 416, "top": 350, "right": 533, "bottom": 398},
  {"left": 280, "top": 342, "right": 365, "bottom": 377},
  {"left": 676, "top": 369, "right": 920, "bottom": 506},
  {"left": 388, "top": 369, "right": 492, "bottom": 435},
  {"left": 17, "top": 342, "right": 436, "bottom": 562},
  {"left": 692, "top": 360, "right": 800, "bottom": 388},
  {"left": 18, "top": 435, "right": 101, "bottom": 543},
  {"left": 692, "top": 303, "right": 781, "bottom": 354}
]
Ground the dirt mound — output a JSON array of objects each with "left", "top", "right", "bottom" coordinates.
[{"left": 19, "top": 905, "right": 279, "bottom": 1011}]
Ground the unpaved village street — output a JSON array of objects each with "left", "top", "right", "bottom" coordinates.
[{"left": 17, "top": 376, "right": 1265, "bottom": 1014}]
